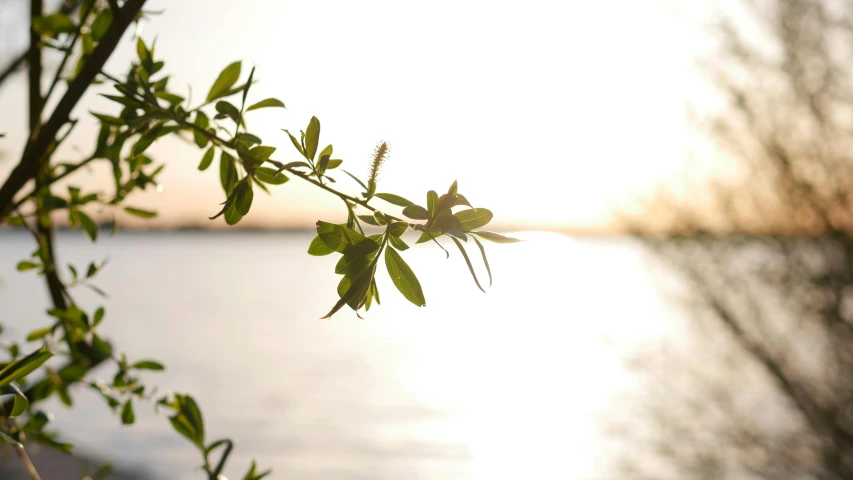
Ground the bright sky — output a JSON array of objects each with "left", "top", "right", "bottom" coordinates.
[{"left": 0, "top": 0, "right": 711, "bottom": 231}]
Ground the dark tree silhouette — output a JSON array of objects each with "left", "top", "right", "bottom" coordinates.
[{"left": 618, "top": 1, "right": 853, "bottom": 478}]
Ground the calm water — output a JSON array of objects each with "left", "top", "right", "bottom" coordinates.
[{"left": 0, "top": 230, "right": 679, "bottom": 479}]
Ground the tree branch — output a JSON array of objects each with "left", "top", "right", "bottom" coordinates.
[{"left": 0, "top": 0, "right": 148, "bottom": 220}]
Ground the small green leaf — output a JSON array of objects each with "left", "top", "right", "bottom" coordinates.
[
  {"left": 0, "top": 346, "right": 53, "bottom": 388},
  {"left": 132, "top": 120, "right": 166, "bottom": 156},
  {"left": 235, "top": 180, "right": 254, "bottom": 216},
  {"left": 169, "top": 394, "right": 205, "bottom": 450},
  {"left": 136, "top": 38, "right": 150, "bottom": 66},
  {"left": 132, "top": 360, "right": 165, "bottom": 371},
  {"left": 154, "top": 91, "right": 184, "bottom": 105},
  {"left": 26, "top": 327, "right": 52, "bottom": 342},
  {"left": 124, "top": 207, "right": 157, "bottom": 218},
  {"left": 121, "top": 399, "right": 135, "bottom": 425},
  {"left": 389, "top": 234, "right": 409, "bottom": 251},
  {"left": 342, "top": 170, "right": 369, "bottom": 191},
  {"left": 224, "top": 199, "right": 244, "bottom": 225},
  {"left": 243, "top": 145, "right": 276, "bottom": 170},
  {"left": 316, "top": 221, "right": 347, "bottom": 253},
  {"left": 91, "top": 10, "right": 112, "bottom": 41},
  {"left": 308, "top": 235, "right": 334, "bottom": 256},
  {"left": 93, "top": 307, "right": 105, "bottom": 327},
  {"left": 91, "top": 112, "right": 123, "bottom": 125},
  {"left": 199, "top": 146, "right": 215, "bottom": 171},
  {"left": 403, "top": 205, "right": 429, "bottom": 220},
  {"left": 472, "top": 231, "right": 521, "bottom": 243},
  {"left": 194, "top": 111, "right": 210, "bottom": 148},
  {"left": 246, "top": 98, "right": 285, "bottom": 111},
  {"left": 375, "top": 193, "right": 413, "bottom": 207},
  {"left": 215, "top": 101, "right": 241, "bottom": 123},
  {"left": 305, "top": 117, "right": 320, "bottom": 160},
  {"left": 17, "top": 261, "right": 39, "bottom": 271},
  {"left": 388, "top": 222, "right": 408, "bottom": 237},
  {"left": 317, "top": 144, "right": 333, "bottom": 175},
  {"left": 255, "top": 167, "right": 288, "bottom": 185},
  {"left": 32, "top": 13, "right": 75, "bottom": 36},
  {"left": 471, "top": 235, "right": 492, "bottom": 286},
  {"left": 385, "top": 248, "right": 426, "bottom": 307},
  {"left": 10, "top": 386, "right": 28, "bottom": 417},
  {"left": 77, "top": 211, "right": 98, "bottom": 241},
  {"left": 282, "top": 129, "right": 305, "bottom": 157},
  {"left": 358, "top": 215, "right": 381, "bottom": 226},
  {"left": 220, "top": 151, "right": 238, "bottom": 194},
  {"left": 455, "top": 208, "right": 493, "bottom": 231},
  {"left": 450, "top": 237, "right": 486, "bottom": 293},
  {"left": 427, "top": 191, "right": 438, "bottom": 217},
  {"left": 207, "top": 61, "right": 242, "bottom": 102}
]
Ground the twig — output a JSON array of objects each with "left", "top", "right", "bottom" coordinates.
[{"left": 14, "top": 442, "right": 42, "bottom": 480}]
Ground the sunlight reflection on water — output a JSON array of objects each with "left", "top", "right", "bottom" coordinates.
[{"left": 0, "top": 230, "right": 679, "bottom": 479}]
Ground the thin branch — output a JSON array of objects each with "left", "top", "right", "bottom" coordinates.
[{"left": 14, "top": 442, "right": 41, "bottom": 480}]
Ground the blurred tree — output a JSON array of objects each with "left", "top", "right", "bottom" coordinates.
[
  {"left": 0, "top": 0, "right": 515, "bottom": 478},
  {"left": 619, "top": 0, "right": 853, "bottom": 478}
]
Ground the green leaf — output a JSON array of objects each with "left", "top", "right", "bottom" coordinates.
[
  {"left": 254, "top": 167, "right": 288, "bottom": 185},
  {"left": 427, "top": 190, "right": 438, "bottom": 217},
  {"left": 335, "top": 254, "right": 370, "bottom": 276},
  {"left": 124, "top": 207, "right": 157, "bottom": 218},
  {"left": 454, "top": 208, "right": 493, "bottom": 231},
  {"left": 317, "top": 144, "right": 333, "bottom": 175},
  {"left": 305, "top": 117, "right": 320, "bottom": 160},
  {"left": 0, "top": 346, "right": 53, "bottom": 388},
  {"left": 93, "top": 307, "right": 105, "bottom": 327},
  {"left": 121, "top": 399, "right": 135, "bottom": 425},
  {"left": 472, "top": 231, "right": 521, "bottom": 243},
  {"left": 342, "top": 170, "right": 369, "bottom": 191},
  {"left": 26, "top": 327, "right": 52, "bottom": 342},
  {"left": 154, "top": 91, "right": 184, "bottom": 105},
  {"left": 91, "top": 10, "right": 112, "bottom": 41},
  {"left": 326, "top": 159, "right": 343, "bottom": 170},
  {"left": 77, "top": 211, "right": 98, "bottom": 242},
  {"left": 169, "top": 394, "right": 205, "bottom": 451},
  {"left": 193, "top": 111, "right": 210, "bottom": 148},
  {"left": 246, "top": 98, "right": 285, "bottom": 111},
  {"left": 403, "top": 205, "right": 429, "bottom": 220},
  {"left": 207, "top": 61, "right": 242, "bottom": 102},
  {"left": 91, "top": 112, "right": 123, "bottom": 125},
  {"left": 450, "top": 237, "right": 486, "bottom": 293},
  {"left": 215, "top": 101, "right": 241, "bottom": 123},
  {"left": 219, "top": 151, "right": 238, "bottom": 194},
  {"left": 375, "top": 193, "right": 413, "bottom": 207},
  {"left": 308, "top": 235, "right": 334, "bottom": 256},
  {"left": 471, "top": 235, "right": 492, "bottom": 286},
  {"left": 199, "top": 146, "right": 215, "bottom": 171},
  {"left": 10, "top": 386, "right": 28, "bottom": 417},
  {"left": 16, "top": 261, "right": 39, "bottom": 271},
  {"left": 282, "top": 129, "right": 305, "bottom": 157},
  {"left": 132, "top": 120, "right": 166, "bottom": 156},
  {"left": 316, "top": 221, "right": 347, "bottom": 253},
  {"left": 32, "top": 13, "right": 75, "bottom": 36},
  {"left": 389, "top": 234, "right": 409, "bottom": 251},
  {"left": 385, "top": 248, "right": 426, "bottom": 307},
  {"left": 358, "top": 215, "right": 381, "bottom": 226},
  {"left": 324, "top": 270, "right": 374, "bottom": 318},
  {"left": 133, "top": 360, "right": 165, "bottom": 371},
  {"left": 243, "top": 145, "right": 276, "bottom": 170},
  {"left": 388, "top": 221, "right": 408, "bottom": 237},
  {"left": 224, "top": 199, "right": 244, "bottom": 225},
  {"left": 435, "top": 210, "right": 466, "bottom": 239},
  {"left": 235, "top": 180, "right": 254, "bottom": 216},
  {"left": 136, "top": 38, "right": 150, "bottom": 67},
  {"left": 448, "top": 180, "right": 458, "bottom": 196}
]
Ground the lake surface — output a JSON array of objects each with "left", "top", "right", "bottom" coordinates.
[{"left": 0, "top": 230, "right": 680, "bottom": 479}]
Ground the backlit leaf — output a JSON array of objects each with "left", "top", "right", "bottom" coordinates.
[
  {"left": 246, "top": 98, "right": 285, "bottom": 111},
  {"left": 305, "top": 117, "right": 320, "bottom": 160},
  {"left": 375, "top": 193, "right": 413, "bottom": 207},
  {"left": 206, "top": 61, "right": 242, "bottom": 102},
  {"left": 385, "top": 248, "right": 425, "bottom": 307},
  {"left": 472, "top": 231, "right": 521, "bottom": 243},
  {"left": 199, "top": 146, "right": 215, "bottom": 171},
  {"left": 454, "top": 208, "right": 493, "bottom": 231}
]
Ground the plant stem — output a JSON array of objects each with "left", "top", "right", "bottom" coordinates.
[{"left": 15, "top": 442, "right": 42, "bottom": 480}]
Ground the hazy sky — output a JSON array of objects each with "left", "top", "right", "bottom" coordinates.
[{"left": 0, "top": 0, "right": 711, "bottom": 230}]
